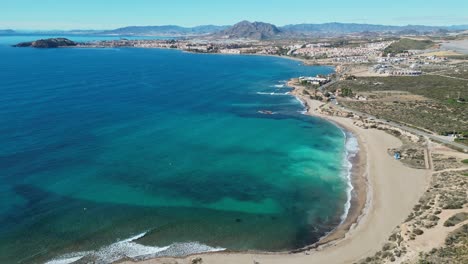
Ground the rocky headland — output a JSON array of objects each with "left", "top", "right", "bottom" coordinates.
[{"left": 13, "top": 38, "right": 78, "bottom": 48}]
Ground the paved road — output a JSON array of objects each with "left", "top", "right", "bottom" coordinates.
[
  {"left": 318, "top": 66, "right": 348, "bottom": 92},
  {"left": 334, "top": 104, "right": 468, "bottom": 152},
  {"left": 316, "top": 67, "right": 467, "bottom": 152}
]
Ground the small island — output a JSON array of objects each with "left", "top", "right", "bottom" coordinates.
[{"left": 13, "top": 38, "right": 78, "bottom": 48}]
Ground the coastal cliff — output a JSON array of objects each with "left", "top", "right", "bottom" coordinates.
[{"left": 13, "top": 38, "right": 78, "bottom": 48}]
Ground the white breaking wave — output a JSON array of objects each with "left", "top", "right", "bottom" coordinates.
[
  {"left": 345, "top": 133, "right": 360, "bottom": 158},
  {"left": 256, "top": 92, "right": 290, "bottom": 96},
  {"left": 291, "top": 93, "right": 358, "bottom": 223},
  {"left": 293, "top": 96, "right": 308, "bottom": 114},
  {"left": 340, "top": 132, "right": 359, "bottom": 224},
  {"left": 272, "top": 84, "right": 285, "bottom": 88},
  {"left": 45, "top": 232, "right": 225, "bottom": 264}
]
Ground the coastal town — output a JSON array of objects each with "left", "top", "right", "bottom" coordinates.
[
  {"left": 77, "top": 37, "right": 463, "bottom": 79},
  {"left": 65, "top": 31, "right": 468, "bottom": 264}
]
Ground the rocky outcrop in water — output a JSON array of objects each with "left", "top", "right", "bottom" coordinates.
[{"left": 14, "top": 38, "right": 78, "bottom": 48}]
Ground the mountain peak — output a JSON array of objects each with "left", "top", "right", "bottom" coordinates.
[{"left": 218, "top": 21, "right": 281, "bottom": 40}]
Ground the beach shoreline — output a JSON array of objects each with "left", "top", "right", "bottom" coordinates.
[
  {"left": 111, "top": 81, "right": 371, "bottom": 264},
  {"left": 116, "top": 77, "right": 431, "bottom": 264},
  {"left": 287, "top": 81, "right": 370, "bottom": 251}
]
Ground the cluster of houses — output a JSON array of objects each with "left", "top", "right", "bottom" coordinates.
[
  {"left": 372, "top": 53, "right": 453, "bottom": 76},
  {"left": 372, "top": 64, "right": 422, "bottom": 76},
  {"left": 380, "top": 55, "right": 448, "bottom": 64},
  {"left": 390, "top": 70, "right": 423, "bottom": 76},
  {"left": 290, "top": 41, "right": 393, "bottom": 60},
  {"left": 424, "top": 55, "right": 449, "bottom": 62},
  {"left": 333, "top": 56, "right": 369, "bottom": 63},
  {"left": 377, "top": 57, "right": 407, "bottom": 64}
]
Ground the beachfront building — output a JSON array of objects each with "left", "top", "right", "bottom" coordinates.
[
  {"left": 390, "top": 70, "right": 423, "bottom": 76},
  {"left": 299, "top": 76, "right": 330, "bottom": 85}
]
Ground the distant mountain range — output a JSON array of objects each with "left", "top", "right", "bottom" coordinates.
[
  {"left": 214, "top": 21, "right": 468, "bottom": 40},
  {"left": 0, "top": 29, "right": 15, "bottom": 34},
  {"left": 2, "top": 21, "right": 468, "bottom": 39},
  {"left": 101, "top": 22, "right": 468, "bottom": 39},
  {"left": 280, "top": 23, "right": 468, "bottom": 34},
  {"left": 101, "top": 25, "right": 229, "bottom": 36}
]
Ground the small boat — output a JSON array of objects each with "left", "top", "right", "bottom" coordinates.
[{"left": 258, "top": 110, "right": 274, "bottom": 115}]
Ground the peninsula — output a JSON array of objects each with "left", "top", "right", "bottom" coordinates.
[{"left": 14, "top": 38, "right": 77, "bottom": 48}]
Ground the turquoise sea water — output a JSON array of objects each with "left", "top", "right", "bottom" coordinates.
[{"left": 0, "top": 36, "right": 351, "bottom": 263}]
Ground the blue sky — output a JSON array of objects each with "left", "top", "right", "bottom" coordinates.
[{"left": 1, "top": 0, "right": 467, "bottom": 30}]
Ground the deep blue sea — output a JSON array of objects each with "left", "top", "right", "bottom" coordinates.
[{"left": 0, "top": 36, "right": 352, "bottom": 264}]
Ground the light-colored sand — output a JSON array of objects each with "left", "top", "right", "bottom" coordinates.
[
  {"left": 347, "top": 65, "right": 386, "bottom": 77},
  {"left": 394, "top": 146, "right": 468, "bottom": 264},
  {"left": 398, "top": 207, "right": 468, "bottom": 264},
  {"left": 120, "top": 87, "right": 432, "bottom": 264}
]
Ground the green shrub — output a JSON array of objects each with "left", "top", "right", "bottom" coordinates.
[
  {"left": 444, "top": 212, "right": 468, "bottom": 227},
  {"left": 414, "top": 229, "right": 424, "bottom": 235}
]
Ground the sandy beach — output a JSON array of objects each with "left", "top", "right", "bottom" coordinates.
[{"left": 119, "top": 81, "right": 432, "bottom": 264}]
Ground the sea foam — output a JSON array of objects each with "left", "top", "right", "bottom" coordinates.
[
  {"left": 271, "top": 84, "right": 285, "bottom": 88},
  {"left": 256, "top": 91, "right": 290, "bottom": 96},
  {"left": 45, "top": 232, "right": 225, "bottom": 264},
  {"left": 293, "top": 96, "right": 307, "bottom": 114},
  {"left": 340, "top": 132, "right": 359, "bottom": 224}
]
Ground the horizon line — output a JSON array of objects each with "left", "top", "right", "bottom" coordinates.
[{"left": 2, "top": 21, "right": 468, "bottom": 32}]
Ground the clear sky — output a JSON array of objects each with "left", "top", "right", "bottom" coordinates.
[{"left": 1, "top": 0, "right": 467, "bottom": 30}]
